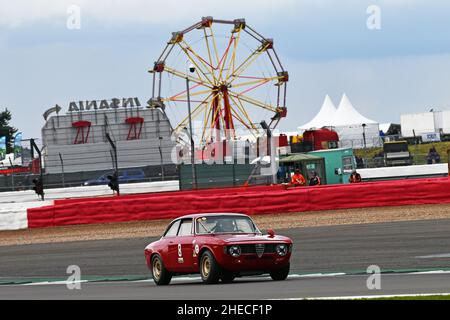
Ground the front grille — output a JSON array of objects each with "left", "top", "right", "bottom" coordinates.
[
  {"left": 226, "top": 243, "right": 288, "bottom": 255},
  {"left": 255, "top": 244, "right": 265, "bottom": 257}
]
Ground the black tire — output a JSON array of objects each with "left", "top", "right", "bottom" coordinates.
[
  {"left": 269, "top": 263, "right": 290, "bottom": 281},
  {"left": 220, "top": 271, "right": 236, "bottom": 283},
  {"left": 200, "top": 251, "right": 221, "bottom": 284},
  {"left": 151, "top": 254, "right": 172, "bottom": 285}
]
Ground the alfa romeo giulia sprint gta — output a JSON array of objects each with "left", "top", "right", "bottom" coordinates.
[{"left": 144, "top": 213, "right": 293, "bottom": 285}]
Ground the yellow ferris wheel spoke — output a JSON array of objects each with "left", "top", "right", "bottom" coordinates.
[
  {"left": 177, "top": 42, "right": 214, "bottom": 85},
  {"left": 210, "top": 95, "right": 222, "bottom": 131},
  {"left": 225, "top": 27, "right": 242, "bottom": 80},
  {"left": 174, "top": 103, "right": 208, "bottom": 132},
  {"left": 230, "top": 77, "right": 277, "bottom": 89},
  {"left": 228, "top": 90, "right": 277, "bottom": 112},
  {"left": 227, "top": 94, "right": 259, "bottom": 131},
  {"left": 209, "top": 26, "right": 221, "bottom": 69},
  {"left": 225, "top": 42, "right": 270, "bottom": 84},
  {"left": 230, "top": 106, "right": 251, "bottom": 130},
  {"left": 217, "top": 33, "right": 236, "bottom": 83},
  {"left": 229, "top": 107, "right": 259, "bottom": 140},
  {"left": 203, "top": 28, "right": 218, "bottom": 84},
  {"left": 181, "top": 38, "right": 217, "bottom": 85},
  {"left": 201, "top": 99, "right": 214, "bottom": 144},
  {"left": 174, "top": 93, "right": 213, "bottom": 132},
  {"left": 164, "top": 66, "right": 213, "bottom": 89},
  {"left": 181, "top": 39, "right": 214, "bottom": 80},
  {"left": 164, "top": 88, "right": 214, "bottom": 102}
]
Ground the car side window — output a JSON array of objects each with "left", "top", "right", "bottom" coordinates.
[
  {"left": 164, "top": 220, "right": 181, "bottom": 237},
  {"left": 178, "top": 219, "right": 193, "bottom": 236}
]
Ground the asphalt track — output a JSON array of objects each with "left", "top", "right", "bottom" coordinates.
[{"left": 1, "top": 219, "right": 450, "bottom": 299}]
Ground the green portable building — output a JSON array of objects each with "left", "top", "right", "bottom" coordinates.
[
  {"left": 278, "top": 153, "right": 326, "bottom": 184},
  {"left": 308, "top": 148, "right": 356, "bottom": 184}
]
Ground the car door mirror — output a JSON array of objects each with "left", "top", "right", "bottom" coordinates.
[{"left": 267, "top": 229, "right": 275, "bottom": 238}]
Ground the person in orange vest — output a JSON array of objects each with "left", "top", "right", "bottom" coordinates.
[
  {"left": 309, "top": 171, "right": 321, "bottom": 186},
  {"left": 291, "top": 169, "right": 306, "bottom": 186},
  {"left": 349, "top": 170, "right": 362, "bottom": 183}
]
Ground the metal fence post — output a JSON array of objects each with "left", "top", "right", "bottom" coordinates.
[
  {"left": 8, "top": 158, "right": 14, "bottom": 191},
  {"left": 59, "top": 153, "right": 65, "bottom": 188},
  {"left": 159, "top": 137, "right": 165, "bottom": 181},
  {"left": 106, "top": 132, "right": 119, "bottom": 195}
]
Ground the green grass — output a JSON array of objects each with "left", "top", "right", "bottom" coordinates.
[{"left": 354, "top": 141, "right": 450, "bottom": 165}]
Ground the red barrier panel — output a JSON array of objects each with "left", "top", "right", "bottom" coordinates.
[
  {"left": 27, "top": 177, "right": 450, "bottom": 228},
  {"left": 52, "top": 185, "right": 281, "bottom": 206}
]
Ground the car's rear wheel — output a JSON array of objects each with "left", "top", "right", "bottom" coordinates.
[
  {"left": 151, "top": 254, "right": 172, "bottom": 285},
  {"left": 200, "top": 251, "right": 221, "bottom": 284},
  {"left": 220, "top": 271, "right": 236, "bottom": 283},
  {"left": 269, "top": 263, "right": 290, "bottom": 281}
]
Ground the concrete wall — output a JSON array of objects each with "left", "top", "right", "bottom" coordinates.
[{"left": 358, "top": 163, "right": 448, "bottom": 180}]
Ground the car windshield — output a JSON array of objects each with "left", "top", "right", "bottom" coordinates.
[{"left": 195, "top": 215, "right": 260, "bottom": 234}]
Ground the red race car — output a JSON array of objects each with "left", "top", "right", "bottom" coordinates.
[{"left": 144, "top": 213, "right": 293, "bottom": 285}]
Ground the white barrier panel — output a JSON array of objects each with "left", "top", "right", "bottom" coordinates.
[
  {"left": 358, "top": 163, "right": 448, "bottom": 179},
  {"left": 0, "top": 201, "right": 53, "bottom": 231},
  {"left": 0, "top": 180, "right": 179, "bottom": 231},
  {"left": 0, "top": 180, "right": 179, "bottom": 204}
]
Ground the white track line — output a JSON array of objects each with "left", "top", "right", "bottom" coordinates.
[
  {"left": 296, "top": 293, "right": 450, "bottom": 300},
  {"left": 415, "top": 253, "right": 450, "bottom": 259},
  {"left": 23, "top": 280, "right": 89, "bottom": 286},
  {"left": 4, "top": 270, "right": 450, "bottom": 287},
  {"left": 406, "top": 270, "right": 450, "bottom": 275}
]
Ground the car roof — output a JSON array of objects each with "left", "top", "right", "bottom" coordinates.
[{"left": 175, "top": 212, "right": 249, "bottom": 220}]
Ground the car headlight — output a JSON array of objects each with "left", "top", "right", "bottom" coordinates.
[
  {"left": 276, "top": 244, "right": 288, "bottom": 256},
  {"left": 228, "top": 245, "right": 241, "bottom": 257}
]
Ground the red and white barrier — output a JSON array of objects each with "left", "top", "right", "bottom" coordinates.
[
  {"left": 0, "top": 180, "right": 178, "bottom": 231},
  {"left": 26, "top": 177, "right": 450, "bottom": 229}
]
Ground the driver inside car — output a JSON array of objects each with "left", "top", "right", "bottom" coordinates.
[{"left": 212, "top": 219, "right": 235, "bottom": 233}]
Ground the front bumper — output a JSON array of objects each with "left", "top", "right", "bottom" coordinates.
[{"left": 219, "top": 252, "right": 291, "bottom": 272}]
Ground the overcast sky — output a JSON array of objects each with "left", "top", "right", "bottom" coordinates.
[{"left": 1, "top": 0, "right": 450, "bottom": 139}]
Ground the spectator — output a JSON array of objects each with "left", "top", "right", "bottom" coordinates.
[
  {"left": 355, "top": 156, "right": 364, "bottom": 169},
  {"left": 427, "top": 147, "right": 441, "bottom": 164},
  {"left": 349, "top": 170, "right": 362, "bottom": 183},
  {"left": 309, "top": 171, "right": 321, "bottom": 186},
  {"left": 373, "top": 150, "right": 384, "bottom": 158},
  {"left": 290, "top": 169, "right": 306, "bottom": 187}
]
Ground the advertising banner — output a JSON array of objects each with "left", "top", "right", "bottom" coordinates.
[
  {"left": 14, "top": 132, "right": 23, "bottom": 164},
  {"left": 0, "top": 136, "right": 6, "bottom": 160}
]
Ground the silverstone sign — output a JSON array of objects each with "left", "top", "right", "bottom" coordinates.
[{"left": 67, "top": 97, "right": 142, "bottom": 112}]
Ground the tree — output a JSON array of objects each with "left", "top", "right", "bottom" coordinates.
[{"left": 0, "top": 108, "right": 18, "bottom": 154}]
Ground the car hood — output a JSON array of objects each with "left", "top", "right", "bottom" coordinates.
[{"left": 213, "top": 233, "right": 291, "bottom": 244}]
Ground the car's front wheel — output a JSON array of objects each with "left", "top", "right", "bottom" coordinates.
[
  {"left": 200, "top": 251, "right": 221, "bottom": 284},
  {"left": 151, "top": 254, "right": 172, "bottom": 285},
  {"left": 269, "top": 263, "right": 290, "bottom": 281}
]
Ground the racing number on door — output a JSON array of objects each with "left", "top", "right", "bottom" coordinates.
[{"left": 178, "top": 244, "right": 184, "bottom": 263}]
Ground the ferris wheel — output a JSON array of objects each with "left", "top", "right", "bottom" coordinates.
[{"left": 148, "top": 17, "right": 288, "bottom": 148}]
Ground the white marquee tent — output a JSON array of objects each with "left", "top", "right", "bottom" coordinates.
[
  {"left": 300, "top": 95, "right": 337, "bottom": 130},
  {"left": 299, "top": 94, "right": 381, "bottom": 148}
]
